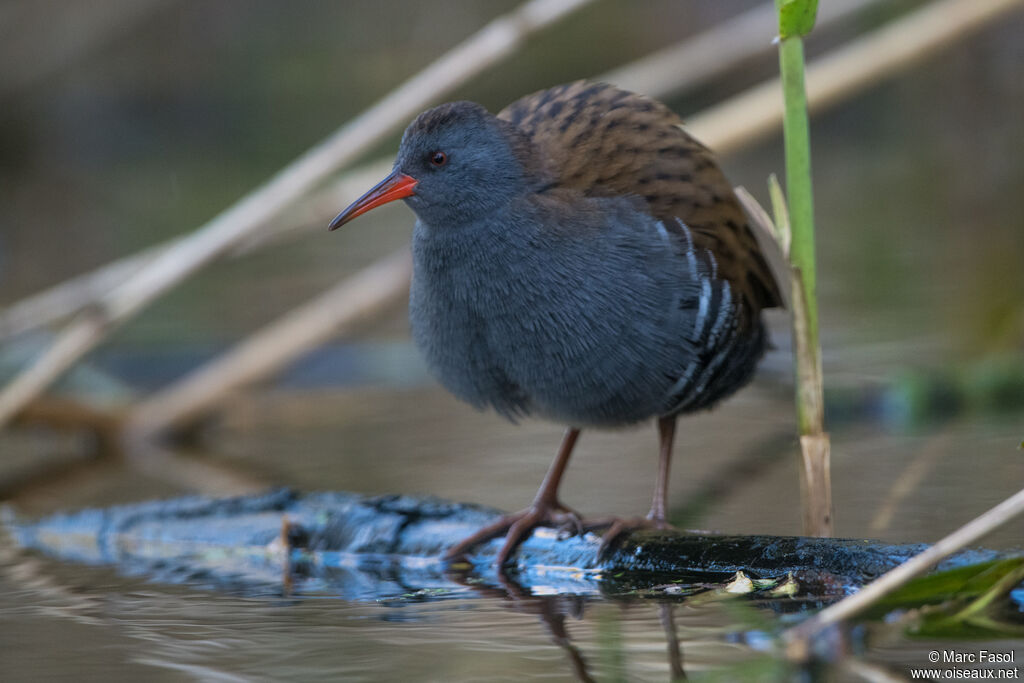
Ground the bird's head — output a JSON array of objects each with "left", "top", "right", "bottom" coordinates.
[{"left": 329, "top": 101, "right": 549, "bottom": 230}]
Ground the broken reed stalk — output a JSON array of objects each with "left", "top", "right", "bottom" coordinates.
[
  {"left": 693, "top": 0, "right": 1024, "bottom": 158},
  {"left": 4, "top": 0, "right": 1020, "bottom": 437},
  {"left": 0, "top": 0, "right": 597, "bottom": 431},
  {"left": 122, "top": 0, "right": 1024, "bottom": 440},
  {"left": 784, "top": 485, "right": 1024, "bottom": 660},
  {"left": 123, "top": 4, "right": 889, "bottom": 442},
  {"left": 601, "top": 0, "right": 882, "bottom": 105},
  {"left": 0, "top": 0, "right": 890, "bottom": 345},
  {"left": 125, "top": 249, "right": 412, "bottom": 440},
  {"left": 2, "top": 0, "right": 1010, "bottom": 343},
  {"left": 0, "top": 162, "right": 393, "bottom": 344},
  {"left": 773, "top": 0, "right": 832, "bottom": 537}
]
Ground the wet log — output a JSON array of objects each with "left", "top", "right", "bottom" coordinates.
[{"left": 3, "top": 489, "right": 1009, "bottom": 601}]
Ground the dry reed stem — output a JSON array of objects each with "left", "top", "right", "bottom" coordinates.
[
  {"left": 125, "top": 249, "right": 413, "bottom": 440},
  {"left": 689, "top": 0, "right": 1024, "bottom": 154},
  {"left": 734, "top": 187, "right": 791, "bottom": 307},
  {"left": 121, "top": 0, "right": 1024, "bottom": 439},
  {"left": 0, "top": 162, "right": 394, "bottom": 343},
  {"left": 785, "top": 485, "right": 1024, "bottom": 660},
  {"left": 0, "top": 0, "right": 890, "bottom": 343},
  {"left": 3, "top": 0, "right": 1020, "bottom": 434},
  {"left": 799, "top": 434, "right": 833, "bottom": 536},
  {"left": 602, "top": 0, "right": 879, "bottom": 102},
  {"left": 0, "top": 0, "right": 596, "bottom": 430},
  {"left": 740, "top": 186, "right": 832, "bottom": 535}
]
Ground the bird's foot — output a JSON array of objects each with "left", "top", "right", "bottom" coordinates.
[
  {"left": 444, "top": 500, "right": 583, "bottom": 568},
  {"left": 583, "top": 515, "right": 678, "bottom": 560}
]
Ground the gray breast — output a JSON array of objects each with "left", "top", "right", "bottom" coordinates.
[
  {"left": 409, "top": 221, "right": 533, "bottom": 420},
  {"left": 408, "top": 203, "right": 759, "bottom": 428}
]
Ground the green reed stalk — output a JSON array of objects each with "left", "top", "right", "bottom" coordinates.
[{"left": 774, "top": 0, "right": 831, "bottom": 535}]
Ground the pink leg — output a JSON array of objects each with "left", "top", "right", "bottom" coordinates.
[
  {"left": 594, "top": 416, "right": 679, "bottom": 556},
  {"left": 445, "top": 428, "right": 583, "bottom": 567}
]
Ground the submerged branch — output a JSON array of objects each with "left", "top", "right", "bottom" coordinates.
[{"left": 5, "top": 490, "right": 1011, "bottom": 601}]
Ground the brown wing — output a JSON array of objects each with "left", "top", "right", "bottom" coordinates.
[{"left": 498, "top": 81, "right": 783, "bottom": 315}]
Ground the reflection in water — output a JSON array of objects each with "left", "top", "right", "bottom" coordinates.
[
  {"left": 511, "top": 595, "right": 599, "bottom": 683},
  {"left": 7, "top": 518, "right": 1021, "bottom": 681},
  {"left": 6, "top": 435, "right": 1024, "bottom": 679},
  {"left": 660, "top": 603, "right": 687, "bottom": 681},
  {"left": 450, "top": 568, "right": 689, "bottom": 682},
  {"left": 1, "top": 519, "right": 709, "bottom": 683},
  {"left": 0, "top": 527, "right": 726, "bottom": 682},
  {"left": 0, "top": 0, "right": 1022, "bottom": 679}
]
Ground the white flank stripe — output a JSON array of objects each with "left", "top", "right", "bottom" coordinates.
[
  {"left": 667, "top": 359, "right": 699, "bottom": 399},
  {"left": 692, "top": 279, "right": 712, "bottom": 341},
  {"left": 707, "top": 282, "right": 732, "bottom": 345}
]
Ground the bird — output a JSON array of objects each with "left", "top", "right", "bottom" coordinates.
[{"left": 329, "top": 81, "right": 782, "bottom": 567}]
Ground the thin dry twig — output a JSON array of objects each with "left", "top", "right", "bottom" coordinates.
[
  {"left": 688, "top": 0, "right": 1024, "bottom": 154},
  {"left": 125, "top": 0, "right": 1024, "bottom": 439},
  {"left": 125, "top": 249, "right": 412, "bottom": 440},
  {"left": 5, "top": 0, "right": 1021, "bottom": 435},
  {"left": 0, "top": 161, "right": 393, "bottom": 343},
  {"left": 602, "top": 0, "right": 879, "bottom": 101},
  {"left": 0, "top": 0, "right": 891, "bottom": 343},
  {"left": 0, "top": 0, "right": 597, "bottom": 430},
  {"left": 734, "top": 186, "right": 792, "bottom": 309},
  {"left": 740, "top": 184, "right": 832, "bottom": 536},
  {"left": 785, "top": 485, "right": 1024, "bottom": 660}
]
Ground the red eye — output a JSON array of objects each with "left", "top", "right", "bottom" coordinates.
[{"left": 430, "top": 151, "right": 447, "bottom": 167}]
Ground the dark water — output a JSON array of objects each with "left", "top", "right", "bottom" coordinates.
[
  {"left": 2, "top": 0, "right": 1024, "bottom": 680},
  {"left": 2, "top": 377, "right": 1022, "bottom": 681},
  {"left": 0, "top": 561, "right": 771, "bottom": 682}
]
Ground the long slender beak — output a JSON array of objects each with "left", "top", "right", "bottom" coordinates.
[{"left": 328, "top": 171, "right": 418, "bottom": 231}]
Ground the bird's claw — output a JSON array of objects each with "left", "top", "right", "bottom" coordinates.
[
  {"left": 443, "top": 500, "right": 585, "bottom": 568},
  {"left": 555, "top": 510, "right": 584, "bottom": 540}
]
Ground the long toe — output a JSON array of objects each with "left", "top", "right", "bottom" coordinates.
[
  {"left": 495, "top": 504, "right": 587, "bottom": 567},
  {"left": 443, "top": 511, "right": 528, "bottom": 563},
  {"left": 445, "top": 503, "right": 586, "bottom": 567},
  {"left": 495, "top": 511, "right": 544, "bottom": 567}
]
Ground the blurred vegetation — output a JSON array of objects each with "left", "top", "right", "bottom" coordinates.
[
  {"left": 866, "top": 558, "right": 1024, "bottom": 638},
  {"left": 1, "top": 0, "right": 1021, "bottom": 366},
  {"left": 0, "top": 4, "right": 1022, "bottom": 679}
]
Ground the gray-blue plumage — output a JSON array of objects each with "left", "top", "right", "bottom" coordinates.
[
  {"left": 328, "top": 83, "right": 781, "bottom": 565},
  {"left": 389, "top": 95, "right": 772, "bottom": 430},
  {"left": 409, "top": 189, "right": 762, "bottom": 427}
]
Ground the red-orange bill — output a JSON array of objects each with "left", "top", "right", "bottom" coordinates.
[{"left": 328, "top": 171, "right": 418, "bottom": 230}]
